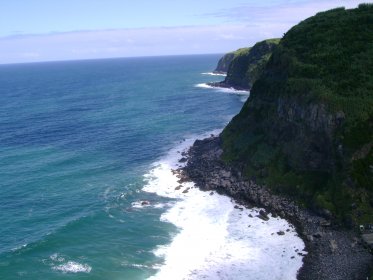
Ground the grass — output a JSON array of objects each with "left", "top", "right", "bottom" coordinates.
[{"left": 221, "top": 5, "right": 373, "bottom": 226}]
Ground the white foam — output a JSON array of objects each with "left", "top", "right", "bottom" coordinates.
[
  {"left": 11, "top": 243, "right": 28, "bottom": 252},
  {"left": 49, "top": 253, "right": 91, "bottom": 274},
  {"left": 50, "top": 253, "right": 65, "bottom": 262},
  {"left": 195, "top": 83, "right": 250, "bottom": 96},
  {"left": 131, "top": 201, "right": 173, "bottom": 209},
  {"left": 144, "top": 132, "right": 306, "bottom": 280},
  {"left": 53, "top": 261, "right": 92, "bottom": 274},
  {"left": 201, "top": 72, "right": 227, "bottom": 77},
  {"left": 121, "top": 262, "right": 161, "bottom": 270},
  {"left": 195, "top": 83, "right": 214, "bottom": 89}
]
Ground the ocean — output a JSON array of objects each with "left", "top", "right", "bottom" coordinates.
[{"left": 0, "top": 55, "right": 305, "bottom": 280}]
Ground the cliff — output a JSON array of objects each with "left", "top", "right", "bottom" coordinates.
[
  {"left": 213, "top": 51, "right": 238, "bottom": 73},
  {"left": 224, "top": 39, "right": 280, "bottom": 89},
  {"left": 221, "top": 5, "right": 373, "bottom": 226},
  {"left": 210, "top": 39, "right": 279, "bottom": 90}
]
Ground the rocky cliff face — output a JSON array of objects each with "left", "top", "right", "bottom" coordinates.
[
  {"left": 224, "top": 39, "right": 279, "bottom": 89},
  {"left": 221, "top": 5, "right": 373, "bottom": 225},
  {"left": 213, "top": 52, "right": 236, "bottom": 73}
]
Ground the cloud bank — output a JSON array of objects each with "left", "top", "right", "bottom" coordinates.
[
  {"left": 0, "top": 25, "right": 286, "bottom": 64},
  {"left": 0, "top": 0, "right": 367, "bottom": 64},
  {"left": 209, "top": 0, "right": 363, "bottom": 23}
]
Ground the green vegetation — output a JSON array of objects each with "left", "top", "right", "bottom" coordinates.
[
  {"left": 221, "top": 5, "right": 373, "bottom": 226},
  {"left": 214, "top": 48, "right": 250, "bottom": 73},
  {"left": 224, "top": 39, "right": 280, "bottom": 89}
]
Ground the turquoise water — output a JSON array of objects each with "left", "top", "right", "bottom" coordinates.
[
  {"left": 0, "top": 56, "right": 307, "bottom": 280},
  {"left": 0, "top": 55, "right": 249, "bottom": 279}
]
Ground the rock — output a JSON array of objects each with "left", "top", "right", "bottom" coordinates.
[
  {"left": 141, "top": 200, "right": 150, "bottom": 206},
  {"left": 175, "top": 185, "right": 182, "bottom": 190},
  {"left": 330, "top": 239, "right": 338, "bottom": 253},
  {"left": 277, "top": 231, "right": 285, "bottom": 236},
  {"left": 221, "top": 179, "right": 231, "bottom": 188},
  {"left": 209, "top": 192, "right": 214, "bottom": 195},
  {"left": 321, "top": 208, "right": 333, "bottom": 219},
  {"left": 181, "top": 114, "right": 373, "bottom": 280},
  {"left": 257, "top": 214, "right": 269, "bottom": 221},
  {"left": 220, "top": 170, "right": 231, "bottom": 178},
  {"left": 320, "top": 220, "right": 331, "bottom": 227},
  {"left": 182, "top": 188, "right": 190, "bottom": 193},
  {"left": 233, "top": 205, "right": 244, "bottom": 210},
  {"left": 313, "top": 232, "right": 323, "bottom": 238},
  {"left": 179, "top": 157, "right": 187, "bottom": 163},
  {"left": 259, "top": 210, "right": 269, "bottom": 218}
]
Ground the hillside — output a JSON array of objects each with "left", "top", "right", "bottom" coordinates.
[
  {"left": 213, "top": 51, "right": 240, "bottom": 73},
  {"left": 224, "top": 39, "right": 280, "bottom": 89},
  {"left": 211, "top": 40, "right": 279, "bottom": 89},
  {"left": 221, "top": 4, "right": 373, "bottom": 226}
]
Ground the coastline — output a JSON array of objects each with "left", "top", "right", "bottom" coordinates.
[
  {"left": 179, "top": 136, "right": 373, "bottom": 280},
  {"left": 145, "top": 130, "right": 305, "bottom": 279},
  {"left": 206, "top": 81, "right": 249, "bottom": 92}
]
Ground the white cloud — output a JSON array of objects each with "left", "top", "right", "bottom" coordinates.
[
  {"left": 209, "top": 0, "right": 368, "bottom": 24},
  {"left": 0, "top": 25, "right": 286, "bottom": 64},
  {"left": 1, "top": 0, "right": 371, "bottom": 64}
]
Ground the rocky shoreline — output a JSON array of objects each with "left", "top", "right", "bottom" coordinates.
[
  {"left": 178, "top": 136, "right": 372, "bottom": 280},
  {"left": 206, "top": 81, "right": 249, "bottom": 92}
]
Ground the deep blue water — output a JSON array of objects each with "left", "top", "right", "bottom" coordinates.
[{"left": 0, "top": 55, "right": 248, "bottom": 279}]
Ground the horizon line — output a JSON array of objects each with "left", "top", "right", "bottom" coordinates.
[{"left": 0, "top": 52, "right": 226, "bottom": 66}]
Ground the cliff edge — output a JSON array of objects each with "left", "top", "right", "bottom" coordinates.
[
  {"left": 211, "top": 39, "right": 279, "bottom": 90},
  {"left": 213, "top": 51, "right": 238, "bottom": 73},
  {"left": 222, "top": 5, "right": 373, "bottom": 226}
]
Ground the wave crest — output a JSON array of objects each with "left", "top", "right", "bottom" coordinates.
[
  {"left": 143, "top": 132, "right": 305, "bottom": 280},
  {"left": 53, "top": 261, "right": 92, "bottom": 274}
]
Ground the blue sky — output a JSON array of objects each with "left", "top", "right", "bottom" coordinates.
[{"left": 0, "top": 0, "right": 369, "bottom": 64}]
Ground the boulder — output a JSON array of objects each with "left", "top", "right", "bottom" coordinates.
[{"left": 258, "top": 210, "right": 269, "bottom": 221}]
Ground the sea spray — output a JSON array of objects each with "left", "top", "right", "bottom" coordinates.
[
  {"left": 195, "top": 83, "right": 250, "bottom": 103},
  {"left": 143, "top": 132, "right": 306, "bottom": 280},
  {"left": 201, "top": 72, "right": 227, "bottom": 77}
]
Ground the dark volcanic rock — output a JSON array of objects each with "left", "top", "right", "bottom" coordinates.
[
  {"left": 182, "top": 187, "right": 190, "bottom": 194},
  {"left": 179, "top": 157, "right": 187, "bottom": 163},
  {"left": 258, "top": 210, "right": 270, "bottom": 221},
  {"left": 181, "top": 136, "right": 373, "bottom": 280}
]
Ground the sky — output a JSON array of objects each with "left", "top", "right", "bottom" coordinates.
[{"left": 0, "top": 0, "right": 371, "bottom": 64}]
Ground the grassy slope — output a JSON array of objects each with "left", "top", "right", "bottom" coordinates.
[
  {"left": 222, "top": 5, "right": 373, "bottom": 226},
  {"left": 225, "top": 39, "right": 280, "bottom": 89},
  {"left": 214, "top": 48, "right": 251, "bottom": 73}
]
